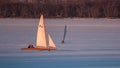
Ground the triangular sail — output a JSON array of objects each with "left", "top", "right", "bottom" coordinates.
[
  {"left": 48, "top": 34, "right": 56, "bottom": 48},
  {"left": 62, "top": 24, "right": 67, "bottom": 43},
  {"left": 36, "top": 14, "right": 47, "bottom": 48}
]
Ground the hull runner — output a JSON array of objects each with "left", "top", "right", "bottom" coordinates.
[{"left": 21, "top": 48, "right": 56, "bottom": 50}]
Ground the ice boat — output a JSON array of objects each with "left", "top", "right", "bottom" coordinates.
[{"left": 21, "top": 15, "right": 56, "bottom": 50}]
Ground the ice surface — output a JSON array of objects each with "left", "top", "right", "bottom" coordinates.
[{"left": 0, "top": 18, "right": 120, "bottom": 68}]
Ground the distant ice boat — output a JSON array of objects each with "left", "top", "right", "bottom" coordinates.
[
  {"left": 61, "top": 24, "right": 67, "bottom": 43},
  {"left": 21, "top": 14, "right": 56, "bottom": 50}
]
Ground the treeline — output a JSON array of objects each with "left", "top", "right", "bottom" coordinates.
[{"left": 0, "top": 0, "right": 120, "bottom": 18}]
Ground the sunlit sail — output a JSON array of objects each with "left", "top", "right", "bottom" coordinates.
[
  {"left": 48, "top": 34, "right": 56, "bottom": 49},
  {"left": 36, "top": 14, "right": 48, "bottom": 48}
]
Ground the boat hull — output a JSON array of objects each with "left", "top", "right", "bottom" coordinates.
[{"left": 21, "top": 48, "right": 56, "bottom": 50}]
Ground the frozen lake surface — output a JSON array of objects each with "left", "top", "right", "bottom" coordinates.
[{"left": 0, "top": 18, "right": 120, "bottom": 68}]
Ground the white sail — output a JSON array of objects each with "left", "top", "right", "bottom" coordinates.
[
  {"left": 48, "top": 34, "right": 56, "bottom": 48},
  {"left": 36, "top": 14, "right": 47, "bottom": 48}
]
